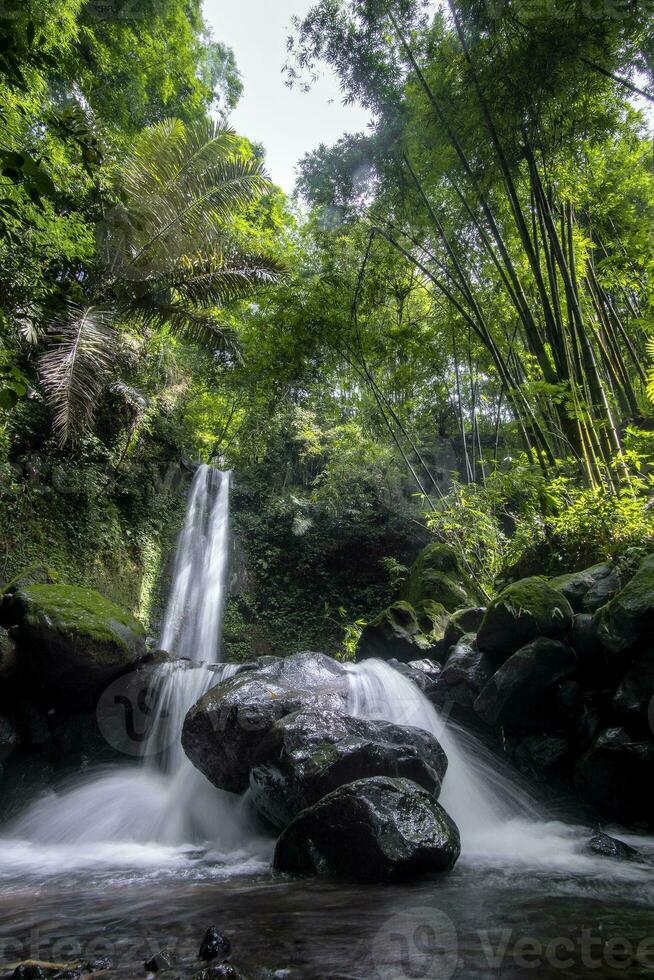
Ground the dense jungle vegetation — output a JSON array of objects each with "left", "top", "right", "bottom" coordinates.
[{"left": 0, "top": 0, "right": 652, "bottom": 657}]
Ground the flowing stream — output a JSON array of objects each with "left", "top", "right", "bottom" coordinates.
[{"left": 0, "top": 466, "right": 653, "bottom": 976}]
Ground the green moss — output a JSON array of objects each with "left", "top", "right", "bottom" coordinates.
[
  {"left": 400, "top": 542, "right": 476, "bottom": 613},
  {"left": 594, "top": 553, "right": 654, "bottom": 654},
  {"left": 16, "top": 583, "right": 145, "bottom": 652},
  {"left": 477, "top": 576, "right": 573, "bottom": 661},
  {"left": 1, "top": 564, "right": 60, "bottom": 594}
]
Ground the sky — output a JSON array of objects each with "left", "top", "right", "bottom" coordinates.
[{"left": 202, "top": 0, "right": 371, "bottom": 193}]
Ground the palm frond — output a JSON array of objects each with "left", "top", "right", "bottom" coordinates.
[
  {"left": 119, "top": 296, "right": 239, "bottom": 349},
  {"left": 39, "top": 304, "right": 116, "bottom": 445},
  {"left": 110, "top": 118, "right": 273, "bottom": 279},
  {"left": 146, "top": 251, "right": 287, "bottom": 307}
]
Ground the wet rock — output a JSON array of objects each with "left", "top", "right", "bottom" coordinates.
[
  {"left": 405, "top": 658, "right": 442, "bottom": 693},
  {"left": 430, "top": 636, "right": 494, "bottom": 711},
  {"left": 355, "top": 601, "right": 445, "bottom": 664},
  {"left": 249, "top": 710, "right": 448, "bottom": 830},
  {"left": 5, "top": 584, "right": 146, "bottom": 702},
  {"left": 443, "top": 607, "right": 486, "bottom": 650},
  {"left": 400, "top": 543, "right": 479, "bottom": 613},
  {"left": 192, "top": 966, "right": 249, "bottom": 979},
  {"left": 9, "top": 964, "right": 82, "bottom": 980},
  {"left": 144, "top": 949, "right": 174, "bottom": 972},
  {"left": 474, "top": 638, "right": 577, "bottom": 728},
  {"left": 476, "top": 578, "right": 573, "bottom": 665},
  {"left": 575, "top": 726, "right": 654, "bottom": 826},
  {"left": 593, "top": 554, "right": 654, "bottom": 655},
  {"left": 583, "top": 832, "right": 641, "bottom": 862},
  {"left": 199, "top": 927, "right": 231, "bottom": 962},
  {"left": 182, "top": 652, "right": 347, "bottom": 793},
  {"left": 549, "top": 564, "right": 618, "bottom": 614},
  {"left": 512, "top": 733, "right": 570, "bottom": 779},
  {"left": 273, "top": 775, "right": 460, "bottom": 882},
  {"left": 612, "top": 648, "right": 654, "bottom": 731}
]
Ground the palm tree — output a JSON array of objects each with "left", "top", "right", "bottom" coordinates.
[{"left": 39, "top": 117, "right": 284, "bottom": 444}]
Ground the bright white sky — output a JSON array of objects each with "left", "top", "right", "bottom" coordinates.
[{"left": 202, "top": 0, "right": 371, "bottom": 192}]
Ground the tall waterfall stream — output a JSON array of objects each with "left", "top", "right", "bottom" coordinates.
[{"left": 0, "top": 465, "right": 653, "bottom": 977}]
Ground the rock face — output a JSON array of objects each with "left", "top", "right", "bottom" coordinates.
[
  {"left": 5, "top": 583, "right": 146, "bottom": 700},
  {"left": 273, "top": 775, "right": 461, "bottom": 882},
  {"left": 400, "top": 542, "right": 477, "bottom": 613},
  {"left": 182, "top": 652, "right": 348, "bottom": 793},
  {"left": 549, "top": 563, "right": 619, "bottom": 614},
  {"left": 575, "top": 726, "right": 654, "bottom": 826},
  {"left": 612, "top": 648, "right": 654, "bottom": 732},
  {"left": 593, "top": 554, "right": 654, "bottom": 655},
  {"left": 355, "top": 601, "right": 444, "bottom": 664},
  {"left": 249, "top": 709, "right": 448, "bottom": 830},
  {"left": 476, "top": 577, "right": 573, "bottom": 664},
  {"left": 474, "top": 638, "right": 577, "bottom": 728},
  {"left": 430, "top": 636, "right": 494, "bottom": 712}
]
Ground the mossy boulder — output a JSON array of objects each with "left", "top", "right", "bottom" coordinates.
[
  {"left": 443, "top": 607, "right": 486, "bottom": 650},
  {"left": 8, "top": 583, "right": 146, "bottom": 700},
  {"left": 593, "top": 554, "right": 654, "bottom": 656},
  {"left": 549, "top": 563, "right": 619, "bottom": 614},
  {"left": 476, "top": 577, "right": 573, "bottom": 664},
  {"left": 399, "top": 543, "right": 477, "bottom": 613},
  {"left": 355, "top": 601, "right": 445, "bottom": 664},
  {"left": 273, "top": 775, "right": 461, "bottom": 882}
]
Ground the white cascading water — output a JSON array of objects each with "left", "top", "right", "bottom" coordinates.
[
  {"left": 0, "top": 465, "right": 269, "bottom": 875},
  {"left": 345, "top": 659, "right": 654, "bottom": 877}
]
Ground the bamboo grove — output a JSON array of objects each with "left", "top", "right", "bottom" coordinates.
[{"left": 288, "top": 0, "right": 654, "bottom": 492}]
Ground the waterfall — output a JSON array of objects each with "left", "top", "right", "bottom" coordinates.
[
  {"left": 0, "top": 466, "right": 269, "bottom": 874},
  {"left": 344, "top": 659, "right": 648, "bottom": 874},
  {"left": 160, "top": 465, "right": 231, "bottom": 663}
]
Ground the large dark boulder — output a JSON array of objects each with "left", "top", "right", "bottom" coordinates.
[
  {"left": 355, "top": 601, "right": 446, "bottom": 664},
  {"left": 182, "top": 652, "right": 347, "bottom": 793},
  {"left": 510, "top": 733, "right": 570, "bottom": 780},
  {"left": 476, "top": 578, "right": 573, "bottom": 664},
  {"left": 273, "top": 775, "right": 461, "bottom": 882},
  {"left": 474, "top": 638, "right": 577, "bottom": 728},
  {"left": 4, "top": 584, "right": 146, "bottom": 701},
  {"left": 249, "top": 709, "right": 448, "bottom": 830},
  {"left": 549, "top": 563, "right": 619, "bottom": 614},
  {"left": 575, "top": 726, "right": 654, "bottom": 826},
  {"left": 430, "top": 636, "right": 494, "bottom": 712},
  {"left": 593, "top": 554, "right": 654, "bottom": 656},
  {"left": 612, "top": 648, "right": 654, "bottom": 732},
  {"left": 399, "top": 543, "right": 478, "bottom": 613}
]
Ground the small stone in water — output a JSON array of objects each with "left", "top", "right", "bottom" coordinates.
[
  {"left": 143, "top": 949, "right": 174, "bottom": 972},
  {"left": 199, "top": 928, "right": 231, "bottom": 962},
  {"left": 584, "top": 832, "right": 641, "bottom": 862}
]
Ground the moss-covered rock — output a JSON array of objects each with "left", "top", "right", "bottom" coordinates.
[
  {"left": 355, "top": 601, "right": 443, "bottom": 664},
  {"left": 443, "top": 607, "right": 486, "bottom": 650},
  {"left": 1, "top": 564, "right": 60, "bottom": 595},
  {"left": 399, "top": 543, "right": 477, "bottom": 613},
  {"left": 8, "top": 583, "right": 146, "bottom": 700},
  {"left": 476, "top": 577, "right": 573, "bottom": 664},
  {"left": 549, "top": 563, "right": 618, "bottom": 614},
  {"left": 593, "top": 554, "right": 654, "bottom": 655}
]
